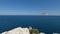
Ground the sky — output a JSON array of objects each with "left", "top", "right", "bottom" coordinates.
[{"left": 0, "top": 0, "right": 60, "bottom": 15}]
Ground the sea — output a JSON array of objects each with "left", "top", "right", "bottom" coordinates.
[{"left": 0, "top": 15, "right": 60, "bottom": 34}]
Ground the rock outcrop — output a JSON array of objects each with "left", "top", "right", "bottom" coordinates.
[{"left": 2, "top": 27, "right": 30, "bottom": 34}]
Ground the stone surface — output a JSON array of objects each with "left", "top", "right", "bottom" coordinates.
[{"left": 2, "top": 27, "right": 30, "bottom": 34}]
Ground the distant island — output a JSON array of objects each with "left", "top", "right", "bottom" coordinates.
[{"left": 42, "top": 13, "right": 48, "bottom": 16}]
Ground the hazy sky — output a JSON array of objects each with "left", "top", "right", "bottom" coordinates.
[{"left": 0, "top": 0, "right": 60, "bottom": 15}]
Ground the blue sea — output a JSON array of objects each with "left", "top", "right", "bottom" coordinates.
[{"left": 0, "top": 15, "right": 60, "bottom": 34}]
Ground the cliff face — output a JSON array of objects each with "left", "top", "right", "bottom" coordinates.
[{"left": 2, "top": 27, "right": 30, "bottom": 34}]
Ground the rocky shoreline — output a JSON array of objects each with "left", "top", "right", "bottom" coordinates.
[{"left": 1, "top": 27, "right": 59, "bottom": 34}]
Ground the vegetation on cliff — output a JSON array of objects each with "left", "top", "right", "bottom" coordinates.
[{"left": 30, "top": 28, "right": 39, "bottom": 34}]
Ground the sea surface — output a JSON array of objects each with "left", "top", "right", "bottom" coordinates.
[{"left": 0, "top": 15, "right": 60, "bottom": 34}]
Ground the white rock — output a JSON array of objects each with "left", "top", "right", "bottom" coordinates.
[
  {"left": 39, "top": 32, "right": 45, "bottom": 34},
  {"left": 53, "top": 32, "right": 59, "bottom": 34},
  {"left": 1, "top": 27, "right": 30, "bottom": 34}
]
